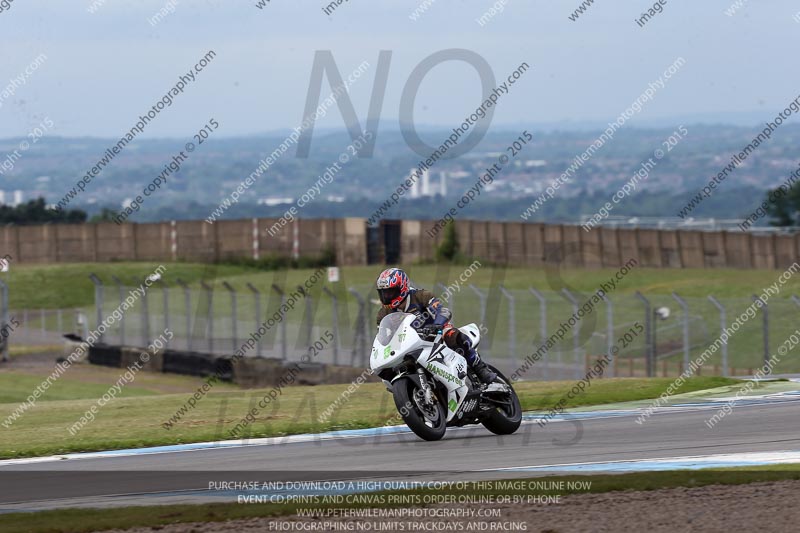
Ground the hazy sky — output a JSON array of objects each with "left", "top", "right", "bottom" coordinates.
[{"left": 1, "top": 0, "right": 799, "bottom": 139}]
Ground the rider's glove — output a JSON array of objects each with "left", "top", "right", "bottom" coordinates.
[{"left": 420, "top": 325, "right": 440, "bottom": 338}]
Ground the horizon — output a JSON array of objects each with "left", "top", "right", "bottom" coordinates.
[{"left": 0, "top": 115, "right": 794, "bottom": 142}]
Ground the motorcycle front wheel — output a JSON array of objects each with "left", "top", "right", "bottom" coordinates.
[{"left": 392, "top": 377, "right": 447, "bottom": 441}]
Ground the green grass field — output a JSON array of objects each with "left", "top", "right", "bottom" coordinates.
[
  {"left": 0, "top": 362, "right": 738, "bottom": 459},
  {"left": 0, "top": 466, "right": 797, "bottom": 533},
  {"left": 0, "top": 364, "right": 239, "bottom": 404},
  {"left": 0, "top": 372, "right": 158, "bottom": 404},
  {"left": 4, "top": 262, "right": 800, "bottom": 309},
  {"left": 0, "top": 262, "right": 254, "bottom": 310}
]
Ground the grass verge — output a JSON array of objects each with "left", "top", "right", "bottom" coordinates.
[
  {"left": 1, "top": 466, "right": 798, "bottom": 533},
  {"left": 0, "top": 376, "right": 739, "bottom": 459}
]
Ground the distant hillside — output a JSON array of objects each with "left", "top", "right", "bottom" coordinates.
[{"left": 1, "top": 124, "right": 795, "bottom": 226}]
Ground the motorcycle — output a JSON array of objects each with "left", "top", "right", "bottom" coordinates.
[{"left": 370, "top": 312, "right": 522, "bottom": 441}]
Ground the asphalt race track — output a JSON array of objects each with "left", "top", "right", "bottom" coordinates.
[{"left": 2, "top": 389, "right": 800, "bottom": 513}]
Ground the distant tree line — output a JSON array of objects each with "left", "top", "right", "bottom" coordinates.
[
  {"left": 0, "top": 198, "right": 86, "bottom": 224},
  {"left": 765, "top": 182, "right": 800, "bottom": 227},
  {"left": 4, "top": 188, "right": 800, "bottom": 228}
]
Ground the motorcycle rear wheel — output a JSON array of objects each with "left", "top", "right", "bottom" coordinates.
[{"left": 481, "top": 366, "right": 522, "bottom": 435}]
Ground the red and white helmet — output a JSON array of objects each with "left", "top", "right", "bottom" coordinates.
[{"left": 376, "top": 268, "right": 410, "bottom": 309}]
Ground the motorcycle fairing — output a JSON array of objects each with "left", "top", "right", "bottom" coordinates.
[
  {"left": 458, "top": 323, "right": 482, "bottom": 349},
  {"left": 417, "top": 342, "right": 469, "bottom": 422},
  {"left": 370, "top": 313, "right": 426, "bottom": 372}
]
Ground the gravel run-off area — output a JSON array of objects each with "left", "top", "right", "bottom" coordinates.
[{"left": 105, "top": 479, "right": 800, "bottom": 533}]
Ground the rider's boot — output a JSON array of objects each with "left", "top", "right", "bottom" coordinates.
[{"left": 464, "top": 344, "right": 497, "bottom": 384}]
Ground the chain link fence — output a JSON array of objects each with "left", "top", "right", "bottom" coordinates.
[{"left": 82, "top": 274, "right": 800, "bottom": 380}]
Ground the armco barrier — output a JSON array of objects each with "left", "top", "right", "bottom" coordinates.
[
  {"left": 232, "top": 357, "right": 286, "bottom": 388},
  {"left": 87, "top": 344, "right": 122, "bottom": 367},
  {"left": 87, "top": 344, "right": 377, "bottom": 387},
  {"left": 162, "top": 350, "right": 233, "bottom": 380},
  {"left": 120, "top": 346, "right": 163, "bottom": 372}
]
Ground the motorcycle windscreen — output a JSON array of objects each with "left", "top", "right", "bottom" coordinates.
[{"left": 376, "top": 313, "right": 409, "bottom": 345}]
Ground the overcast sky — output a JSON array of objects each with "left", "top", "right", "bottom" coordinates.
[{"left": 1, "top": 0, "right": 799, "bottom": 139}]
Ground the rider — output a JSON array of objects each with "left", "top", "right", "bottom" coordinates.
[{"left": 375, "top": 267, "right": 497, "bottom": 384}]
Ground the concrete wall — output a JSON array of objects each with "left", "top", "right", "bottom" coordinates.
[
  {"left": 1, "top": 218, "right": 357, "bottom": 265},
  {"left": 401, "top": 221, "right": 799, "bottom": 270},
  {"left": 2, "top": 218, "right": 798, "bottom": 270}
]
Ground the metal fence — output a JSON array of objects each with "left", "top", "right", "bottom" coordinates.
[
  {"left": 46, "top": 273, "right": 797, "bottom": 381},
  {"left": 0, "top": 306, "right": 84, "bottom": 362},
  {"left": 0, "top": 273, "right": 795, "bottom": 379}
]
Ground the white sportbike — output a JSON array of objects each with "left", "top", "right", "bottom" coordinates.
[{"left": 370, "top": 312, "right": 522, "bottom": 441}]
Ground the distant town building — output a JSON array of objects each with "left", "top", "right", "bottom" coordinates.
[
  {"left": 448, "top": 170, "right": 470, "bottom": 179},
  {"left": 524, "top": 160, "right": 547, "bottom": 167},
  {"left": 409, "top": 168, "right": 440, "bottom": 198},
  {"left": 258, "top": 197, "right": 294, "bottom": 206}
]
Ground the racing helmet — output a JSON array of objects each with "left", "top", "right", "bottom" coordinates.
[{"left": 376, "top": 268, "right": 410, "bottom": 309}]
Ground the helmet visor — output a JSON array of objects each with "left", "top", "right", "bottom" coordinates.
[{"left": 377, "top": 287, "right": 401, "bottom": 305}]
